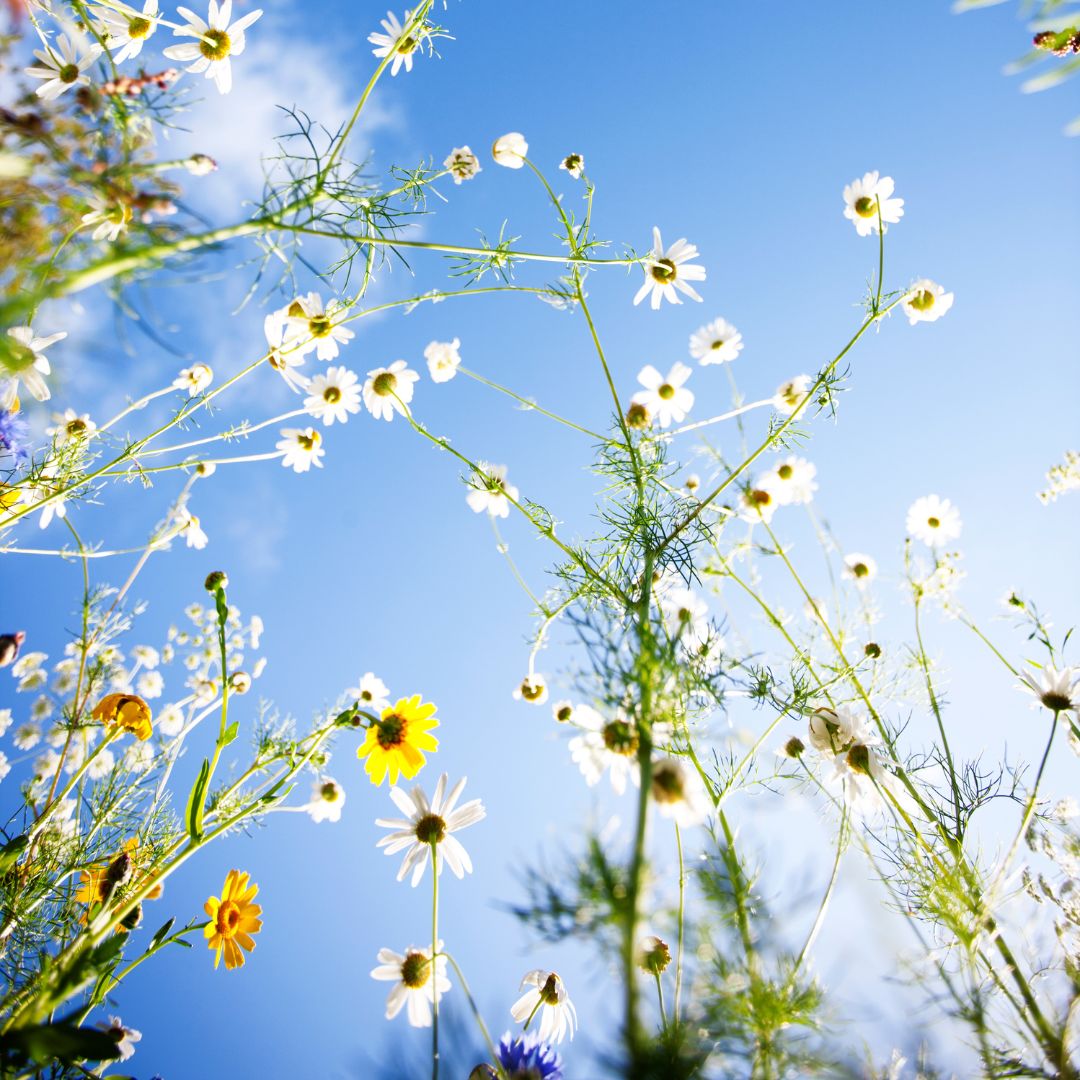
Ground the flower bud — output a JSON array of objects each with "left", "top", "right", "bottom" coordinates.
[
  {"left": 204, "top": 570, "right": 228, "bottom": 593},
  {"left": 105, "top": 852, "right": 132, "bottom": 889},
  {"left": 639, "top": 935, "right": 672, "bottom": 975},
  {"left": 846, "top": 743, "right": 871, "bottom": 775},
  {"left": 783, "top": 736, "right": 805, "bottom": 759},
  {"left": 228, "top": 671, "right": 251, "bottom": 695},
  {"left": 626, "top": 402, "right": 650, "bottom": 430},
  {"left": 468, "top": 1067, "right": 498, "bottom": 1080},
  {"left": 864, "top": 642, "right": 881, "bottom": 659},
  {"left": 119, "top": 902, "right": 143, "bottom": 931}
]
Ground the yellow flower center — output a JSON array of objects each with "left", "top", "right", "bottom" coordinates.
[
  {"left": 308, "top": 315, "right": 331, "bottom": 338},
  {"left": 199, "top": 28, "right": 231, "bottom": 62},
  {"left": 323, "top": 386, "right": 341, "bottom": 404},
  {"left": 216, "top": 899, "right": 242, "bottom": 938},
  {"left": 651, "top": 765, "right": 685, "bottom": 804},
  {"left": 375, "top": 712, "right": 406, "bottom": 749},
  {"left": 539, "top": 973, "right": 561, "bottom": 1005},
  {"left": 320, "top": 782, "right": 340, "bottom": 802},
  {"left": 750, "top": 488, "right": 772, "bottom": 507},
  {"left": 854, "top": 195, "right": 877, "bottom": 218},
  {"left": 414, "top": 813, "right": 446, "bottom": 845},
  {"left": 778, "top": 464, "right": 793, "bottom": 480},
  {"left": 555, "top": 704, "right": 573, "bottom": 723},
  {"left": 59, "top": 63, "right": 80, "bottom": 84},
  {"left": 926, "top": 516, "right": 940, "bottom": 529},
  {"left": 128, "top": 15, "right": 152, "bottom": 38},
  {"left": 650, "top": 258, "right": 676, "bottom": 284},
  {"left": 519, "top": 679, "right": 545, "bottom": 702},
  {"left": 401, "top": 951, "right": 431, "bottom": 989},
  {"left": 1041, "top": 691, "right": 1072, "bottom": 712},
  {"left": 373, "top": 372, "right": 397, "bottom": 396},
  {"left": 602, "top": 719, "right": 638, "bottom": 756},
  {"left": 852, "top": 561, "right": 869, "bottom": 578},
  {"left": 397, "top": 34, "right": 418, "bottom": 55},
  {"left": 910, "top": 289, "right": 935, "bottom": 312},
  {"left": 626, "top": 403, "right": 649, "bottom": 430},
  {"left": 710, "top": 338, "right": 726, "bottom": 350},
  {"left": 658, "top": 383, "right": 675, "bottom": 401}
]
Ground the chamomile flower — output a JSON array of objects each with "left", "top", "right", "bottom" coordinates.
[
  {"left": 902, "top": 279, "right": 954, "bottom": 325},
  {"left": 758, "top": 456, "right": 817, "bottom": 506},
  {"left": 510, "top": 971, "right": 577, "bottom": 1044},
  {"left": 97, "top": 1016, "right": 141, "bottom": 1062},
  {"left": 559, "top": 153, "right": 584, "bottom": 179},
  {"left": 0, "top": 710, "right": 11, "bottom": 736},
  {"left": 285, "top": 292, "right": 354, "bottom": 361},
  {"left": 492, "top": 131, "right": 528, "bottom": 168},
  {"left": 631, "top": 363, "right": 694, "bottom": 428},
  {"left": 363, "top": 360, "right": 418, "bottom": 421},
  {"left": 264, "top": 308, "right": 308, "bottom": 393},
  {"left": 738, "top": 483, "right": 780, "bottom": 524},
  {"left": 173, "top": 364, "right": 213, "bottom": 395},
  {"left": 424, "top": 338, "right": 461, "bottom": 383},
  {"left": 306, "top": 777, "right": 346, "bottom": 823},
  {"left": 651, "top": 757, "right": 711, "bottom": 827},
  {"left": 163, "top": 0, "right": 263, "bottom": 96},
  {"left": 304, "top": 366, "right": 361, "bottom": 426},
  {"left": 772, "top": 375, "right": 812, "bottom": 416},
  {"left": 0, "top": 752, "right": 9, "bottom": 783},
  {"left": 25, "top": 28, "right": 103, "bottom": 101},
  {"left": 13, "top": 722, "right": 41, "bottom": 750},
  {"left": 375, "top": 773, "right": 486, "bottom": 886},
  {"left": 81, "top": 194, "right": 133, "bottom": 243},
  {"left": 1018, "top": 665, "right": 1080, "bottom": 716},
  {"left": 513, "top": 673, "right": 548, "bottom": 705},
  {"left": 131, "top": 645, "right": 160, "bottom": 669},
  {"left": 659, "top": 587, "right": 710, "bottom": 650},
  {"left": 568, "top": 705, "right": 639, "bottom": 795},
  {"left": 843, "top": 553, "right": 878, "bottom": 588},
  {"left": 371, "top": 944, "right": 450, "bottom": 1027},
  {"left": 357, "top": 694, "right": 439, "bottom": 786},
  {"left": 277, "top": 427, "right": 325, "bottom": 473},
  {"left": 3, "top": 327, "right": 66, "bottom": 405},
  {"left": 136, "top": 670, "right": 164, "bottom": 699},
  {"left": 203, "top": 869, "right": 262, "bottom": 970},
  {"left": 368, "top": 9, "right": 426, "bottom": 76},
  {"left": 690, "top": 317, "right": 743, "bottom": 365},
  {"left": 633, "top": 227, "right": 706, "bottom": 310},
  {"left": 551, "top": 700, "right": 575, "bottom": 724},
  {"left": 94, "top": 0, "right": 159, "bottom": 62},
  {"left": 842, "top": 171, "right": 904, "bottom": 236},
  {"left": 348, "top": 672, "right": 391, "bottom": 713},
  {"left": 828, "top": 742, "right": 895, "bottom": 817},
  {"left": 466, "top": 462, "right": 519, "bottom": 518},
  {"left": 124, "top": 742, "right": 154, "bottom": 773},
  {"left": 172, "top": 506, "right": 208, "bottom": 549},
  {"left": 906, "top": 495, "right": 961, "bottom": 548},
  {"left": 807, "top": 705, "right": 870, "bottom": 754},
  {"left": 444, "top": 146, "right": 480, "bottom": 183}
]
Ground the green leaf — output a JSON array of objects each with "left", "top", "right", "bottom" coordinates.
[
  {"left": 221, "top": 720, "right": 240, "bottom": 746},
  {"left": 149, "top": 917, "right": 176, "bottom": 950},
  {"left": 0, "top": 1019, "right": 122, "bottom": 1066},
  {"left": 185, "top": 758, "right": 211, "bottom": 842},
  {"left": 260, "top": 782, "right": 294, "bottom": 805},
  {"left": 0, "top": 834, "right": 28, "bottom": 873}
]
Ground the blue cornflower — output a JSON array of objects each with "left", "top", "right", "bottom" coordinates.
[
  {"left": 495, "top": 1031, "right": 563, "bottom": 1080},
  {"left": 0, "top": 409, "right": 28, "bottom": 461}
]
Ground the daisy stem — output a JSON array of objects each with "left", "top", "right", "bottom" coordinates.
[
  {"left": 674, "top": 822, "right": 685, "bottom": 1021},
  {"left": 789, "top": 806, "right": 846, "bottom": 981},
  {"left": 661, "top": 397, "right": 774, "bottom": 440},
  {"left": 489, "top": 516, "right": 544, "bottom": 613},
  {"left": 431, "top": 842, "right": 440, "bottom": 1080},
  {"left": 443, "top": 953, "right": 506, "bottom": 1079},
  {"left": 135, "top": 409, "right": 307, "bottom": 458},
  {"left": 653, "top": 972, "right": 667, "bottom": 1032}
]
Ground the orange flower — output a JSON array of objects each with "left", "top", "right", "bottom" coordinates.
[
  {"left": 204, "top": 869, "right": 262, "bottom": 970},
  {"left": 91, "top": 693, "right": 153, "bottom": 741},
  {"left": 74, "top": 837, "right": 162, "bottom": 919}
]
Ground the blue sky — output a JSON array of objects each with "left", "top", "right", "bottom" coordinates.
[{"left": 2, "top": 1, "right": 1079, "bottom": 1076}]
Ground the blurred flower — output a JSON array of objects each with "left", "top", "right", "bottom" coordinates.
[
  {"left": 902, "top": 279, "right": 954, "bottom": 325},
  {"left": 97, "top": 1016, "right": 141, "bottom": 1062},
  {"left": 357, "top": 694, "right": 440, "bottom": 786},
  {"left": 157, "top": 703, "right": 184, "bottom": 737},
  {"left": 0, "top": 409, "right": 28, "bottom": 460},
  {"left": 305, "top": 366, "right": 361, "bottom": 426},
  {"left": 495, "top": 1031, "right": 563, "bottom": 1080},
  {"left": 737, "top": 484, "right": 779, "bottom": 524},
  {"left": 285, "top": 292, "right": 354, "bottom": 362},
  {"left": 424, "top": 338, "right": 461, "bottom": 383},
  {"left": 510, "top": 971, "right": 577, "bottom": 1044},
  {"left": 173, "top": 506, "right": 208, "bottom": 549},
  {"left": 25, "top": 28, "right": 102, "bottom": 100},
  {"left": 759, "top": 456, "right": 816, "bottom": 505},
  {"left": 173, "top": 364, "right": 213, "bottom": 395},
  {"left": 568, "top": 705, "right": 639, "bottom": 795},
  {"left": 0, "top": 751, "right": 9, "bottom": 782},
  {"left": 13, "top": 721, "right": 41, "bottom": 750},
  {"left": 559, "top": 153, "right": 584, "bottom": 179},
  {"left": 690, "top": 317, "right": 742, "bottom": 365},
  {"left": 204, "top": 869, "right": 262, "bottom": 969},
  {"left": 95, "top": 0, "right": 159, "bottom": 62},
  {"left": 843, "top": 553, "right": 878, "bottom": 588},
  {"left": 842, "top": 171, "right": 904, "bottom": 236},
  {"left": 306, "top": 777, "right": 346, "bottom": 823},
  {"left": 493, "top": 132, "right": 528, "bottom": 168},
  {"left": 348, "top": 672, "right": 391, "bottom": 713},
  {"left": 124, "top": 742, "right": 154, "bottom": 773},
  {"left": 277, "top": 427, "right": 325, "bottom": 473},
  {"left": 906, "top": 494, "right": 961, "bottom": 548},
  {"left": 371, "top": 944, "right": 450, "bottom": 1026},
  {"left": 368, "top": 9, "right": 424, "bottom": 76},
  {"left": 136, "top": 670, "right": 164, "bottom": 699},
  {"left": 376, "top": 772, "right": 486, "bottom": 885},
  {"left": 466, "top": 462, "right": 519, "bottom": 518},
  {"left": 363, "top": 361, "right": 419, "bottom": 421},
  {"left": 81, "top": 194, "right": 133, "bottom": 243},
  {"left": 651, "top": 757, "right": 710, "bottom": 827},
  {"left": 632, "top": 363, "right": 694, "bottom": 428},
  {"left": 551, "top": 700, "right": 574, "bottom": 724},
  {"left": 513, "top": 673, "right": 548, "bottom": 705},
  {"left": 132, "top": 645, "right": 160, "bottom": 669},
  {"left": 264, "top": 308, "right": 309, "bottom": 393},
  {"left": 772, "top": 375, "right": 812, "bottom": 416},
  {"left": 87, "top": 748, "right": 116, "bottom": 779},
  {"left": 633, "top": 227, "right": 705, "bottom": 309},
  {"left": 444, "top": 146, "right": 480, "bottom": 183},
  {"left": 3, "top": 327, "right": 65, "bottom": 405},
  {"left": 92, "top": 693, "right": 153, "bottom": 740},
  {"left": 163, "top": 0, "right": 263, "bottom": 95}
]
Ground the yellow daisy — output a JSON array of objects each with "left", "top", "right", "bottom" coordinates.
[
  {"left": 204, "top": 869, "right": 262, "bottom": 971},
  {"left": 91, "top": 693, "right": 153, "bottom": 741},
  {"left": 357, "top": 694, "right": 439, "bottom": 786}
]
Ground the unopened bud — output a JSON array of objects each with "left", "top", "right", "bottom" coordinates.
[
  {"left": 105, "top": 852, "right": 132, "bottom": 888},
  {"left": 626, "top": 402, "right": 650, "bottom": 430},
  {"left": 864, "top": 642, "right": 881, "bottom": 659},
  {"left": 228, "top": 670, "right": 251, "bottom": 694},
  {"left": 119, "top": 902, "right": 143, "bottom": 931},
  {"left": 204, "top": 570, "right": 228, "bottom": 593},
  {"left": 784, "top": 736, "right": 805, "bottom": 759},
  {"left": 639, "top": 935, "right": 672, "bottom": 975}
]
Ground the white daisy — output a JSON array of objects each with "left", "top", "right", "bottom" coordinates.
[
  {"left": 737, "top": 483, "right": 780, "bottom": 524},
  {"left": 827, "top": 742, "right": 896, "bottom": 817},
  {"left": 632, "top": 227, "right": 706, "bottom": 310},
  {"left": 0, "top": 752, "right": 8, "bottom": 783},
  {"left": 94, "top": 0, "right": 159, "bottom": 63},
  {"left": 363, "top": 360, "right": 418, "bottom": 422},
  {"left": 551, "top": 700, "right": 575, "bottom": 724},
  {"left": 31, "top": 697, "right": 53, "bottom": 722},
  {"left": 568, "top": 705, "right": 640, "bottom": 795},
  {"left": 157, "top": 703, "right": 184, "bottom": 737},
  {"left": 172, "top": 507, "right": 208, "bottom": 549},
  {"left": 651, "top": 757, "right": 711, "bottom": 827},
  {"left": 631, "top": 363, "right": 694, "bottom": 428},
  {"left": 304, "top": 366, "right": 361, "bottom": 426},
  {"left": 87, "top": 748, "right": 116, "bottom": 780},
  {"left": 13, "top": 722, "right": 41, "bottom": 750},
  {"left": 97, "top": 1016, "right": 141, "bottom": 1062},
  {"left": 444, "top": 146, "right": 480, "bottom": 184},
  {"left": 843, "top": 553, "right": 878, "bottom": 588},
  {"left": 513, "top": 673, "right": 548, "bottom": 705},
  {"left": 807, "top": 705, "right": 871, "bottom": 754},
  {"left": 906, "top": 495, "right": 961, "bottom": 548},
  {"left": 123, "top": 742, "right": 154, "bottom": 773},
  {"left": 659, "top": 586, "right": 710, "bottom": 650},
  {"left": 348, "top": 672, "right": 391, "bottom": 713},
  {"left": 0, "top": 709, "right": 10, "bottom": 736},
  {"left": 1018, "top": 665, "right": 1080, "bottom": 716},
  {"left": 12, "top": 652, "right": 46, "bottom": 679},
  {"left": 510, "top": 971, "right": 577, "bottom": 1044},
  {"left": 173, "top": 363, "right": 213, "bottom": 395},
  {"left": 131, "top": 645, "right": 160, "bottom": 669},
  {"left": 306, "top": 777, "right": 346, "bottom": 823},
  {"left": 3, "top": 327, "right": 65, "bottom": 405},
  {"left": 285, "top": 292, "right": 354, "bottom": 362},
  {"left": 375, "top": 773, "right": 486, "bottom": 886},
  {"left": 842, "top": 171, "right": 904, "bottom": 236},
  {"left": 81, "top": 193, "right": 133, "bottom": 243},
  {"left": 264, "top": 308, "right": 309, "bottom": 393},
  {"left": 424, "top": 338, "right": 461, "bottom": 383},
  {"left": 559, "top": 153, "right": 584, "bottom": 179},
  {"left": 758, "top": 456, "right": 817, "bottom": 505},
  {"left": 772, "top": 375, "right": 812, "bottom": 416},
  {"left": 136, "top": 670, "right": 164, "bottom": 699},
  {"left": 371, "top": 944, "right": 450, "bottom": 1027},
  {"left": 492, "top": 131, "right": 528, "bottom": 168},
  {"left": 47, "top": 409, "right": 96, "bottom": 448},
  {"left": 368, "top": 9, "right": 425, "bottom": 76},
  {"left": 276, "top": 427, "right": 325, "bottom": 473},
  {"left": 902, "top": 279, "right": 954, "bottom": 325},
  {"left": 25, "top": 28, "right": 103, "bottom": 101},
  {"left": 162, "top": 0, "right": 263, "bottom": 95},
  {"left": 689, "top": 317, "right": 742, "bottom": 365},
  {"left": 466, "top": 462, "right": 519, "bottom": 518}
]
